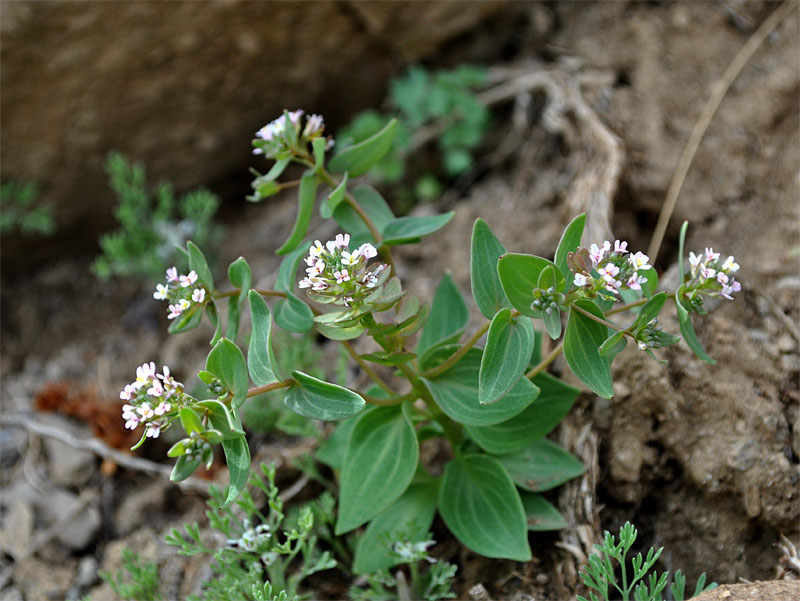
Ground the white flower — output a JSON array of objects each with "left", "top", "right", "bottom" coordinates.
[
  {"left": 358, "top": 243, "right": 378, "bottom": 259},
  {"left": 167, "top": 304, "right": 183, "bottom": 320},
  {"left": 135, "top": 362, "right": 156, "bottom": 388},
  {"left": 304, "top": 114, "right": 324, "bottom": 137},
  {"left": 153, "top": 284, "right": 169, "bottom": 300},
  {"left": 166, "top": 267, "right": 179, "bottom": 282},
  {"left": 341, "top": 250, "right": 360, "bottom": 266},
  {"left": 574, "top": 273, "right": 589, "bottom": 287},
  {"left": 124, "top": 415, "right": 139, "bottom": 430},
  {"left": 589, "top": 243, "right": 606, "bottom": 266},
  {"left": 605, "top": 278, "right": 622, "bottom": 293},
  {"left": 145, "top": 421, "right": 163, "bottom": 438},
  {"left": 192, "top": 288, "right": 206, "bottom": 303},
  {"left": 154, "top": 401, "right": 171, "bottom": 416},
  {"left": 722, "top": 256, "right": 739, "bottom": 273},
  {"left": 716, "top": 272, "right": 729, "bottom": 285},
  {"left": 138, "top": 403, "right": 155, "bottom": 420},
  {"left": 688, "top": 251, "right": 703, "bottom": 276},
  {"left": 298, "top": 277, "right": 313, "bottom": 289},
  {"left": 309, "top": 240, "right": 325, "bottom": 257},
  {"left": 120, "top": 385, "right": 135, "bottom": 401},
  {"left": 178, "top": 299, "right": 192, "bottom": 311},
  {"left": 628, "top": 251, "right": 651, "bottom": 271},
  {"left": 180, "top": 270, "right": 198, "bottom": 288},
  {"left": 306, "top": 259, "right": 325, "bottom": 276},
  {"left": 334, "top": 269, "right": 350, "bottom": 284},
  {"left": 705, "top": 247, "right": 720, "bottom": 262},
  {"left": 311, "top": 280, "right": 328, "bottom": 291},
  {"left": 614, "top": 240, "right": 629, "bottom": 254}
]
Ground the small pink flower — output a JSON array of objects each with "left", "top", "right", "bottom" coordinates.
[
  {"left": 145, "top": 421, "right": 163, "bottom": 438},
  {"left": 311, "top": 280, "right": 328, "bottom": 291},
  {"left": 167, "top": 304, "right": 183, "bottom": 320},
  {"left": 334, "top": 233, "right": 350, "bottom": 249},
  {"left": 705, "top": 247, "right": 720, "bottom": 262},
  {"left": 180, "top": 271, "right": 198, "bottom": 288},
  {"left": 605, "top": 278, "right": 622, "bottom": 293},
  {"left": 721, "top": 280, "right": 741, "bottom": 300},
  {"left": 333, "top": 269, "right": 350, "bottom": 284},
  {"left": 154, "top": 401, "right": 171, "bottom": 416},
  {"left": 166, "top": 267, "right": 179, "bottom": 282},
  {"left": 614, "top": 240, "right": 629, "bottom": 254},
  {"left": 298, "top": 277, "right": 313, "bottom": 289},
  {"left": 599, "top": 263, "right": 620, "bottom": 280},
  {"left": 124, "top": 415, "right": 139, "bottom": 430},
  {"left": 120, "top": 385, "right": 135, "bottom": 401},
  {"left": 192, "top": 288, "right": 206, "bottom": 303},
  {"left": 589, "top": 243, "right": 607, "bottom": 266},
  {"left": 147, "top": 379, "right": 164, "bottom": 398},
  {"left": 306, "top": 260, "right": 325, "bottom": 276},
  {"left": 700, "top": 265, "right": 716, "bottom": 281},
  {"left": 716, "top": 272, "right": 729, "bottom": 285},
  {"left": 627, "top": 272, "right": 647, "bottom": 291},
  {"left": 135, "top": 362, "right": 156, "bottom": 388}
]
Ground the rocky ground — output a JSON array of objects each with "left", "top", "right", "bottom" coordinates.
[{"left": 1, "top": 2, "right": 799, "bottom": 600}]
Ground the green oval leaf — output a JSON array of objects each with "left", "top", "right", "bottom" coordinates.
[
  {"left": 226, "top": 257, "right": 252, "bottom": 342},
  {"left": 285, "top": 371, "right": 366, "bottom": 421},
  {"left": 416, "top": 273, "right": 468, "bottom": 357},
  {"left": 179, "top": 407, "right": 203, "bottom": 435},
  {"left": 332, "top": 185, "right": 395, "bottom": 247},
  {"left": 170, "top": 455, "right": 201, "bottom": 483},
  {"left": 359, "top": 351, "right": 417, "bottom": 366},
  {"left": 479, "top": 310, "right": 535, "bottom": 405},
  {"left": 634, "top": 291, "right": 667, "bottom": 329},
  {"left": 381, "top": 212, "right": 455, "bottom": 246},
  {"left": 498, "top": 253, "right": 565, "bottom": 317},
  {"left": 206, "top": 338, "right": 250, "bottom": 409},
  {"left": 465, "top": 372, "right": 579, "bottom": 454},
  {"left": 276, "top": 242, "right": 312, "bottom": 292},
  {"left": 329, "top": 118, "right": 398, "bottom": 177},
  {"left": 187, "top": 241, "right": 214, "bottom": 290},
  {"left": 598, "top": 330, "right": 627, "bottom": 360},
  {"left": 220, "top": 434, "right": 251, "bottom": 506},
  {"left": 321, "top": 172, "right": 348, "bottom": 219},
  {"left": 470, "top": 218, "right": 511, "bottom": 319},
  {"left": 276, "top": 171, "right": 318, "bottom": 255},
  {"left": 520, "top": 492, "right": 568, "bottom": 531},
  {"left": 494, "top": 438, "right": 584, "bottom": 492},
  {"left": 353, "top": 480, "right": 438, "bottom": 575},
  {"left": 421, "top": 349, "right": 538, "bottom": 426},
  {"left": 315, "top": 322, "right": 366, "bottom": 341},
  {"left": 316, "top": 411, "right": 368, "bottom": 471},
  {"left": 438, "top": 455, "right": 531, "bottom": 561},
  {"left": 198, "top": 399, "right": 245, "bottom": 438},
  {"left": 554, "top": 213, "right": 586, "bottom": 290},
  {"left": 336, "top": 404, "right": 419, "bottom": 534},
  {"left": 247, "top": 291, "right": 279, "bottom": 386},
  {"left": 563, "top": 300, "right": 614, "bottom": 398},
  {"left": 274, "top": 293, "right": 314, "bottom": 333},
  {"left": 675, "top": 292, "right": 715, "bottom": 364}
]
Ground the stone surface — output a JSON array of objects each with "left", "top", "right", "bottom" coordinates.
[
  {"left": 40, "top": 413, "right": 97, "bottom": 487},
  {"left": 0, "top": 0, "right": 508, "bottom": 272}
]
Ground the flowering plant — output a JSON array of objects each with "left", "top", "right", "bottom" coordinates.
[{"left": 120, "top": 110, "right": 740, "bottom": 565}]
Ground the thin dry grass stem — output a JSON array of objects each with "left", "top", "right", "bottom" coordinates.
[{"left": 648, "top": 0, "right": 797, "bottom": 263}]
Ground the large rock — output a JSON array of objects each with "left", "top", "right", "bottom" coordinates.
[{"left": 0, "top": 0, "right": 508, "bottom": 271}]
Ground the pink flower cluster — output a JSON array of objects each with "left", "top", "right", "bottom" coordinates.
[
  {"left": 298, "top": 234, "right": 386, "bottom": 306},
  {"left": 153, "top": 267, "right": 207, "bottom": 320},
  {"left": 572, "top": 239, "right": 651, "bottom": 296},
  {"left": 120, "top": 362, "right": 184, "bottom": 439},
  {"left": 687, "top": 247, "right": 741, "bottom": 300},
  {"left": 252, "top": 110, "right": 328, "bottom": 159}
]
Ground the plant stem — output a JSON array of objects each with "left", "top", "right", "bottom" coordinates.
[
  {"left": 341, "top": 339, "right": 396, "bottom": 397},
  {"left": 571, "top": 303, "right": 620, "bottom": 330},
  {"left": 525, "top": 340, "right": 564, "bottom": 379},
  {"left": 315, "top": 168, "right": 397, "bottom": 275},
  {"left": 361, "top": 391, "right": 416, "bottom": 407},
  {"left": 246, "top": 379, "right": 295, "bottom": 399},
  {"left": 213, "top": 288, "right": 287, "bottom": 299},
  {"left": 420, "top": 320, "right": 491, "bottom": 378}
]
